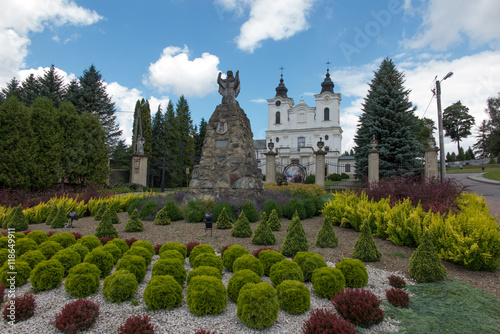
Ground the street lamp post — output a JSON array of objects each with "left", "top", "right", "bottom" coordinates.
[{"left": 435, "top": 71, "right": 453, "bottom": 182}]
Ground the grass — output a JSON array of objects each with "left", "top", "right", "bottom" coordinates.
[
  {"left": 381, "top": 278, "right": 500, "bottom": 334},
  {"left": 484, "top": 170, "right": 500, "bottom": 181},
  {"left": 384, "top": 251, "right": 410, "bottom": 259},
  {"left": 446, "top": 163, "right": 500, "bottom": 174}
]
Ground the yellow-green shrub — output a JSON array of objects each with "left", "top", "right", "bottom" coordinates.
[{"left": 264, "top": 183, "right": 326, "bottom": 197}]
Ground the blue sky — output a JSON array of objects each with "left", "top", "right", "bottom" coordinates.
[{"left": 2, "top": 0, "right": 500, "bottom": 155}]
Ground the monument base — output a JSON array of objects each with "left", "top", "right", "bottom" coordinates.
[{"left": 130, "top": 155, "right": 148, "bottom": 188}]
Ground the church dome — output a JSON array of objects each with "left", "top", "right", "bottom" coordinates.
[
  {"left": 275, "top": 75, "right": 288, "bottom": 98},
  {"left": 320, "top": 69, "right": 334, "bottom": 94}
]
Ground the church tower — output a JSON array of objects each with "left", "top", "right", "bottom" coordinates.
[{"left": 267, "top": 73, "right": 294, "bottom": 133}]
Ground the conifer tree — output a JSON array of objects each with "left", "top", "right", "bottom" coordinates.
[
  {"left": 409, "top": 230, "right": 447, "bottom": 283},
  {"left": 51, "top": 205, "right": 68, "bottom": 229},
  {"left": 175, "top": 96, "right": 195, "bottom": 185},
  {"left": 106, "top": 205, "right": 120, "bottom": 224},
  {"left": 5, "top": 205, "right": 29, "bottom": 231},
  {"left": 216, "top": 207, "right": 232, "bottom": 229},
  {"left": 125, "top": 209, "right": 144, "bottom": 232},
  {"left": 1, "top": 77, "right": 22, "bottom": 100},
  {"left": 45, "top": 205, "right": 58, "bottom": 226},
  {"left": 110, "top": 139, "right": 131, "bottom": 169},
  {"left": 94, "top": 202, "right": 107, "bottom": 221},
  {"left": 79, "top": 112, "right": 109, "bottom": 185},
  {"left": 39, "top": 65, "right": 66, "bottom": 107},
  {"left": 281, "top": 211, "right": 309, "bottom": 257},
  {"left": 267, "top": 209, "right": 281, "bottom": 231},
  {"left": 315, "top": 217, "right": 338, "bottom": 248},
  {"left": 164, "top": 100, "right": 180, "bottom": 187},
  {"left": 194, "top": 117, "right": 207, "bottom": 159},
  {"left": 151, "top": 104, "right": 166, "bottom": 161},
  {"left": 260, "top": 212, "right": 268, "bottom": 225},
  {"left": 95, "top": 207, "right": 119, "bottom": 238},
  {"left": 352, "top": 221, "right": 381, "bottom": 262},
  {"left": 231, "top": 210, "right": 252, "bottom": 238},
  {"left": 20, "top": 73, "right": 41, "bottom": 106},
  {"left": 154, "top": 206, "right": 171, "bottom": 226},
  {"left": 57, "top": 101, "right": 84, "bottom": 184},
  {"left": 251, "top": 216, "right": 276, "bottom": 246}
]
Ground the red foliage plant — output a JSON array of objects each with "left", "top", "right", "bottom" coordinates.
[
  {"left": 118, "top": 314, "right": 155, "bottom": 334},
  {"left": 386, "top": 288, "right": 410, "bottom": 308},
  {"left": 0, "top": 232, "right": 6, "bottom": 237},
  {"left": 301, "top": 308, "right": 357, "bottom": 334},
  {"left": 388, "top": 275, "right": 406, "bottom": 289},
  {"left": 22, "top": 230, "right": 31, "bottom": 235},
  {"left": 185, "top": 241, "right": 200, "bottom": 257},
  {"left": 2, "top": 293, "right": 36, "bottom": 323},
  {"left": 332, "top": 288, "right": 384, "bottom": 328},
  {"left": 194, "top": 330, "right": 216, "bottom": 334},
  {"left": 99, "top": 237, "right": 113, "bottom": 245},
  {"left": 52, "top": 299, "right": 100, "bottom": 333},
  {"left": 220, "top": 244, "right": 232, "bottom": 258},
  {"left": 153, "top": 243, "right": 163, "bottom": 255},
  {"left": 46, "top": 231, "right": 57, "bottom": 237},
  {"left": 125, "top": 238, "right": 138, "bottom": 248},
  {"left": 0, "top": 283, "right": 5, "bottom": 302},
  {"left": 70, "top": 232, "right": 83, "bottom": 240},
  {"left": 252, "top": 247, "right": 277, "bottom": 258}
]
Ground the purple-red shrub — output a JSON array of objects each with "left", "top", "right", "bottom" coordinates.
[
  {"left": 388, "top": 275, "right": 406, "bottom": 289},
  {"left": 118, "top": 314, "right": 155, "bottom": 334},
  {"left": 153, "top": 243, "right": 163, "bottom": 255},
  {"left": 2, "top": 293, "right": 36, "bottom": 323},
  {"left": 0, "top": 232, "right": 6, "bottom": 237},
  {"left": 252, "top": 247, "right": 277, "bottom": 258},
  {"left": 52, "top": 299, "right": 100, "bottom": 333},
  {"left": 47, "top": 231, "right": 57, "bottom": 237},
  {"left": 332, "top": 288, "right": 384, "bottom": 328},
  {"left": 125, "top": 238, "right": 138, "bottom": 248},
  {"left": 194, "top": 330, "right": 216, "bottom": 334},
  {"left": 99, "top": 237, "right": 113, "bottom": 245},
  {"left": 22, "top": 230, "right": 31, "bottom": 235},
  {"left": 301, "top": 308, "right": 357, "bottom": 334},
  {"left": 0, "top": 283, "right": 5, "bottom": 303},
  {"left": 70, "top": 232, "right": 83, "bottom": 240},
  {"left": 220, "top": 244, "right": 232, "bottom": 258},
  {"left": 386, "top": 288, "right": 410, "bottom": 308},
  {"left": 185, "top": 241, "right": 200, "bottom": 257}
]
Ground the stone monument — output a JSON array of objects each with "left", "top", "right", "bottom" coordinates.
[
  {"left": 130, "top": 104, "right": 148, "bottom": 188},
  {"left": 185, "top": 70, "right": 263, "bottom": 202}
]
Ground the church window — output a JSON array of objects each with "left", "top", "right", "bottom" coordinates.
[
  {"left": 345, "top": 164, "right": 351, "bottom": 173},
  {"left": 324, "top": 108, "right": 330, "bottom": 121},
  {"left": 275, "top": 111, "right": 281, "bottom": 124},
  {"left": 297, "top": 137, "right": 305, "bottom": 151},
  {"left": 325, "top": 135, "right": 329, "bottom": 140},
  {"left": 325, "top": 146, "right": 330, "bottom": 151}
]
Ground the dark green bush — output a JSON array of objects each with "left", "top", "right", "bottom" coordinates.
[
  {"left": 231, "top": 210, "right": 252, "bottom": 238},
  {"left": 45, "top": 205, "right": 58, "bottom": 225},
  {"left": 233, "top": 254, "right": 264, "bottom": 276},
  {"left": 161, "top": 200, "right": 183, "bottom": 221},
  {"left": 187, "top": 275, "right": 227, "bottom": 316},
  {"left": 26, "top": 230, "right": 48, "bottom": 245},
  {"left": 30, "top": 259, "right": 64, "bottom": 291},
  {"left": 336, "top": 258, "right": 368, "bottom": 288},
  {"left": 311, "top": 266, "right": 346, "bottom": 298},
  {"left": 38, "top": 240, "right": 64, "bottom": 259},
  {"left": 52, "top": 248, "right": 81, "bottom": 276},
  {"left": 6, "top": 205, "right": 29, "bottom": 231},
  {"left": 109, "top": 238, "right": 129, "bottom": 255},
  {"left": 277, "top": 280, "right": 310, "bottom": 314},
  {"left": 269, "top": 259, "right": 304, "bottom": 287},
  {"left": 192, "top": 253, "right": 223, "bottom": 274},
  {"left": 281, "top": 212, "right": 309, "bottom": 257},
  {"left": 0, "top": 261, "right": 31, "bottom": 287},
  {"left": 341, "top": 173, "right": 349, "bottom": 179},
  {"left": 409, "top": 230, "right": 447, "bottom": 283},
  {"left": 19, "top": 250, "right": 46, "bottom": 269},
  {"left": 222, "top": 245, "right": 248, "bottom": 272},
  {"left": 328, "top": 173, "right": 342, "bottom": 181},
  {"left": 116, "top": 255, "right": 147, "bottom": 283},
  {"left": 95, "top": 208, "right": 119, "bottom": 238},
  {"left": 154, "top": 206, "right": 171, "bottom": 225},
  {"left": 138, "top": 200, "right": 158, "bottom": 218},
  {"left": 259, "top": 249, "right": 285, "bottom": 276},
  {"left": 94, "top": 201, "right": 107, "bottom": 220},
  {"left": 152, "top": 258, "right": 186, "bottom": 286},
  {"left": 186, "top": 266, "right": 222, "bottom": 285},
  {"left": 183, "top": 200, "right": 205, "bottom": 223},
  {"left": 103, "top": 269, "right": 138, "bottom": 303},
  {"left": 49, "top": 232, "right": 76, "bottom": 248},
  {"left": 237, "top": 282, "right": 278, "bottom": 329},
  {"left": 212, "top": 203, "right": 236, "bottom": 223},
  {"left": 302, "top": 197, "right": 316, "bottom": 218},
  {"left": 227, "top": 269, "right": 260, "bottom": 302},
  {"left": 123, "top": 246, "right": 153, "bottom": 266},
  {"left": 14, "top": 237, "right": 38, "bottom": 257},
  {"left": 124, "top": 209, "right": 143, "bottom": 232},
  {"left": 293, "top": 251, "right": 327, "bottom": 282},
  {"left": 267, "top": 209, "right": 281, "bottom": 231},
  {"left": 242, "top": 201, "right": 259, "bottom": 222},
  {"left": 106, "top": 206, "right": 121, "bottom": 224},
  {"left": 0, "top": 248, "right": 7, "bottom": 267},
  {"left": 215, "top": 207, "right": 232, "bottom": 229},
  {"left": 159, "top": 249, "right": 184, "bottom": 262},
  {"left": 251, "top": 217, "right": 276, "bottom": 246},
  {"left": 305, "top": 174, "right": 315, "bottom": 184},
  {"left": 315, "top": 217, "right": 338, "bottom": 248},
  {"left": 130, "top": 240, "right": 155, "bottom": 256},
  {"left": 77, "top": 235, "right": 101, "bottom": 252},
  {"left": 189, "top": 244, "right": 215, "bottom": 266},
  {"left": 283, "top": 198, "right": 307, "bottom": 220},
  {"left": 127, "top": 197, "right": 144, "bottom": 216},
  {"left": 144, "top": 275, "right": 183, "bottom": 310},
  {"left": 64, "top": 263, "right": 101, "bottom": 297},
  {"left": 51, "top": 205, "right": 68, "bottom": 229},
  {"left": 68, "top": 244, "right": 89, "bottom": 262},
  {"left": 353, "top": 221, "right": 382, "bottom": 262},
  {"left": 263, "top": 200, "right": 283, "bottom": 218},
  {"left": 159, "top": 242, "right": 187, "bottom": 259},
  {"left": 83, "top": 248, "right": 114, "bottom": 277}
]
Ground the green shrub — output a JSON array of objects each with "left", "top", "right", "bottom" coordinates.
[
  {"left": 192, "top": 253, "right": 223, "bottom": 274},
  {"left": 336, "top": 258, "right": 368, "bottom": 288},
  {"left": 109, "top": 238, "right": 129, "bottom": 255},
  {"left": 409, "top": 230, "right": 447, "bottom": 283},
  {"left": 0, "top": 248, "right": 7, "bottom": 267},
  {"left": 6, "top": 205, "right": 29, "bottom": 231},
  {"left": 189, "top": 244, "right": 215, "bottom": 266},
  {"left": 183, "top": 200, "right": 205, "bottom": 223},
  {"left": 103, "top": 269, "right": 138, "bottom": 303},
  {"left": 281, "top": 212, "right": 309, "bottom": 257},
  {"left": 315, "top": 217, "right": 338, "bottom": 248},
  {"left": 38, "top": 240, "right": 64, "bottom": 259},
  {"left": 159, "top": 249, "right": 184, "bottom": 262},
  {"left": 106, "top": 206, "right": 121, "bottom": 224},
  {"left": 237, "top": 282, "right": 278, "bottom": 329},
  {"left": 26, "top": 230, "right": 48, "bottom": 245},
  {"left": 222, "top": 245, "right": 248, "bottom": 272},
  {"left": 130, "top": 240, "right": 155, "bottom": 256},
  {"left": 269, "top": 259, "right": 304, "bottom": 287},
  {"left": 260, "top": 211, "right": 268, "bottom": 225},
  {"left": 101, "top": 243, "right": 123, "bottom": 263},
  {"left": 186, "top": 266, "right": 222, "bottom": 285},
  {"left": 45, "top": 205, "right": 58, "bottom": 225},
  {"left": 187, "top": 275, "right": 227, "bottom": 316},
  {"left": 233, "top": 254, "right": 264, "bottom": 276},
  {"left": 212, "top": 202, "right": 236, "bottom": 223},
  {"left": 328, "top": 173, "right": 342, "bottom": 181},
  {"left": 19, "top": 250, "right": 46, "bottom": 269},
  {"left": 64, "top": 263, "right": 101, "bottom": 297},
  {"left": 161, "top": 200, "right": 183, "bottom": 221},
  {"left": 302, "top": 197, "right": 316, "bottom": 218},
  {"left": 242, "top": 201, "right": 259, "bottom": 222},
  {"left": 353, "top": 221, "right": 382, "bottom": 262},
  {"left": 154, "top": 206, "right": 171, "bottom": 225},
  {"left": 0, "top": 237, "right": 7, "bottom": 249},
  {"left": 144, "top": 275, "right": 183, "bottom": 310},
  {"left": 311, "top": 266, "right": 346, "bottom": 298},
  {"left": 293, "top": 251, "right": 327, "bottom": 282},
  {"left": 263, "top": 200, "right": 283, "bottom": 218},
  {"left": 123, "top": 246, "right": 153, "bottom": 266},
  {"left": 251, "top": 216, "right": 276, "bottom": 246},
  {"left": 231, "top": 210, "right": 253, "bottom": 238},
  {"left": 94, "top": 201, "right": 108, "bottom": 220},
  {"left": 159, "top": 242, "right": 187, "bottom": 259},
  {"left": 227, "top": 269, "right": 260, "bottom": 302},
  {"left": 127, "top": 197, "right": 144, "bottom": 216},
  {"left": 49, "top": 232, "right": 77, "bottom": 248},
  {"left": 77, "top": 235, "right": 101, "bottom": 252},
  {"left": 124, "top": 209, "right": 143, "bottom": 232},
  {"left": 259, "top": 250, "right": 285, "bottom": 276},
  {"left": 138, "top": 200, "right": 158, "bottom": 218},
  {"left": 30, "top": 259, "right": 64, "bottom": 291},
  {"left": 83, "top": 248, "right": 114, "bottom": 277},
  {"left": 305, "top": 174, "right": 315, "bottom": 184},
  {"left": 267, "top": 209, "right": 281, "bottom": 231},
  {"left": 116, "top": 255, "right": 147, "bottom": 283},
  {"left": 152, "top": 258, "right": 186, "bottom": 286},
  {"left": 51, "top": 205, "right": 68, "bottom": 229},
  {"left": 215, "top": 207, "right": 232, "bottom": 229},
  {"left": 68, "top": 244, "right": 89, "bottom": 262},
  {"left": 283, "top": 198, "right": 307, "bottom": 220},
  {"left": 277, "top": 280, "right": 310, "bottom": 314},
  {"left": 0, "top": 261, "right": 31, "bottom": 287},
  {"left": 95, "top": 208, "right": 119, "bottom": 238},
  {"left": 14, "top": 237, "right": 38, "bottom": 257},
  {"left": 52, "top": 248, "right": 81, "bottom": 276}
]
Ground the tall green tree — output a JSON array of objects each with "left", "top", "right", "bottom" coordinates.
[
  {"left": 353, "top": 57, "right": 422, "bottom": 178},
  {"left": 110, "top": 139, "right": 131, "bottom": 169},
  {"left": 57, "top": 101, "right": 84, "bottom": 184},
  {"left": 414, "top": 117, "right": 436, "bottom": 149},
  {"left": 163, "top": 100, "right": 179, "bottom": 188},
  {"left": 485, "top": 93, "right": 500, "bottom": 156},
  {"left": 39, "top": 65, "right": 67, "bottom": 107},
  {"left": 79, "top": 112, "right": 110, "bottom": 185},
  {"left": 473, "top": 119, "right": 491, "bottom": 159},
  {"left": 175, "top": 96, "right": 195, "bottom": 186},
  {"left": 194, "top": 117, "right": 207, "bottom": 159},
  {"left": 1, "top": 77, "right": 22, "bottom": 101},
  {"left": 151, "top": 104, "right": 165, "bottom": 160},
  {"left": 443, "top": 101, "right": 475, "bottom": 153},
  {"left": 20, "top": 73, "right": 41, "bottom": 106}
]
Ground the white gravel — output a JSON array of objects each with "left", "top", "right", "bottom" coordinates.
[{"left": 1, "top": 256, "right": 414, "bottom": 334}]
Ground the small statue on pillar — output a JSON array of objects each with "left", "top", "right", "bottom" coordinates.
[
  {"left": 217, "top": 70, "right": 240, "bottom": 105},
  {"left": 133, "top": 104, "right": 145, "bottom": 155}
]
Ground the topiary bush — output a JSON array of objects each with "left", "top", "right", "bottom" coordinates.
[
  {"left": 251, "top": 215, "right": 276, "bottom": 246},
  {"left": 52, "top": 299, "right": 100, "bottom": 333},
  {"left": 386, "top": 287, "right": 410, "bottom": 308},
  {"left": 231, "top": 210, "right": 252, "bottom": 238},
  {"left": 14, "top": 237, "right": 38, "bottom": 257},
  {"left": 267, "top": 208, "right": 281, "bottom": 232},
  {"left": 388, "top": 274, "right": 406, "bottom": 289},
  {"left": 143, "top": 275, "right": 183, "bottom": 310},
  {"left": 276, "top": 280, "right": 310, "bottom": 314},
  {"left": 83, "top": 248, "right": 114, "bottom": 277},
  {"left": 409, "top": 230, "right": 447, "bottom": 283},
  {"left": 159, "top": 249, "right": 184, "bottom": 262},
  {"left": 123, "top": 246, "right": 153, "bottom": 266},
  {"left": 237, "top": 282, "right": 278, "bottom": 329},
  {"left": 233, "top": 254, "right": 264, "bottom": 276},
  {"left": 187, "top": 266, "right": 222, "bottom": 285},
  {"left": 353, "top": 220, "right": 382, "bottom": 262},
  {"left": 0, "top": 261, "right": 31, "bottom": 287},
  {"left": 227, "top": 269, "right": 260, "bottom": 302},
  {"left": 161, "top": 200, "right": 183, "bottom": 221},
  {"left": 302, "top": 308, "right": 357, "bottom": 334},
  {"left": 281, "top": 211, "right": 309, "bottom": 257},
  {"left": 94, "top": 208, "right": 119, "bottom": 238},
  {"left": 37, "top": 240, "right": 64, "bottom": 259},
  {"left": 51, "top": 205, "right": 68, "bottom": 229},
  {"left": 116, "top": 255, "right": 147, "bottom": 283},
  {"left": 293, "top": 251, "right": 327, "bottom": 282},
  {"left": 30, "top": 259, "right": 65, "bottom": 291},
  {"left": 336, "top": 257, "right": 368, "bottom": 288},
  {"left": 68, "top": 243, "right": 89, "bottom": 261},
  {"left": 263, "top": 200, "right": 283, "bottom": 219},
  {"left": 154, "top": 205, "right": 171, "bottom": 225},
  {"left": 183, "top": 200, "right": 205, "bottom": 223},
  {"left": 106, "top": 206, "right": 121, "bottom": 224},
  {"left": 187, "top": 275, "right": 227, "bottom": 316},
  {"left": 252, "top": 246, "right": 276, "bottom": 258},
  {"left": 2, "top": 293, "right": 35, "bottom": 323},
  {"left": 283, "top": 198, "right": 307, "bottom": 220},
  {"left": 45, "top": 205, "right": 58, "bottom": 226},
  {"left": 77, "top": 235, "right": 101, "bottom": 252},
  {"left": 333, "top": 288, "right": 385, "bottom": 328},
  {"left": 6, "top": 205, "right": 29, "bottom": 231},
  {"left": 315, "top": 217, "right": 338, "bottom": 248},
  {"left": 65, "top": 263, "right": 101, "bottom": 297},
  {"left": 192, "top": 253, "right": 223, "bottom": 274},
  {"left": 215, "top": 207, "right": 232, "bottom": 229},
  {"left": 52, "top": 248, "right": 81, "bottom": 276},
  {"left": 101, "top": 242, "right": 122, "bottom": 263},
  {"left": 19, "top": 250, "right": 46, "bottom": 269},
  {"left": 152, "top": 258, "right": 186, "bottom": 286},
  {"left": 49, "top": 232, "right": 76, "bottom": 248},
  {"left": 212, "top": 202, "right": 236, "bottom": 223},
  {"left": 109, "top": 238, "right": 129, "bottom": 255},
  {"left": 241, "top": 201, "right": 259, "bottom": 222},
  {"left": 159, "top": 242, "right": 187, "bottom": 259},
  {"left": 26, "top": 230, "right": 48, "bottom": 245},
  {"left": 94, "top": 201, "right": 108, "bottom": 220},
  {"left": 103, "top": 269, "right": 138, "bottom": 303},
  {"left": 269, "top": 259, "right": 304, "bottom": 287},
  {"left": 311, "top": 266, "right": 346, "bottom": 299},
  {"left": 131, "top": 240, "right": 155, "bottom": 256},
  {"left": 118, "top": 314, "right": 155, "bottom": 334},
  {"left": 138, "top": 200, "right": 158, "bottom": 218},
  {"left": 222, "top": 245, "right": 248, "bottom": 272},
  {"left": 124, "top": 209, "right": 144, "bottom": 232},
  {"left": 259, "top": 249, "right": 285, "bottom": 276},
  {"left": 189, "top": 244, "right": 215, "bottom": 266}
]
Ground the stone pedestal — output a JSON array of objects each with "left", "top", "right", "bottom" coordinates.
[
  {"left": 368, "top": 150, "right": 379, "bottom": 184},
  {"left": 424, "top": 138, "right": 439, "bottom": 180},
  {"left": 130, "top": 155, "right": 148, "bottom": 188},
  {"left": 314, "top": 151, "right": 327, "bottom": 186},
  {"left": 185, "top": 103, "right": 263, "bottom": 202},
  {"left": 264, "top": 151, "right": 278, "bottom": 183}
]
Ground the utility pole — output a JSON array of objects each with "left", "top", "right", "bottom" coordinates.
[{"left": 435, "top": 71, "right": 453, "bottom": 182}]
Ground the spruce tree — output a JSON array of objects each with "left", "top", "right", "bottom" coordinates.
[
  {"left": 79, "top": 112, "right": 109, "bottom": 185},
  {"left": 281, "top": 211, "right": 309, "bottom": 257},
  {"left": 354, "top": 57, "right": 422, "bottom": 179},
  {"left": 1, "top": 77, "right": 22, "bottom": 100},
  {"left": 39, "top": 65, "right": 66, "bottom": 107},
  {"left": 164, "top": 100, "right": 180, "bottom": 187},
  {"left": 267, "top": 209, "right": 281, "bottom": 231},
  {"left": 352, "top": 221, "right": 381, "bottom": 262},
  {"left": 315, "top": 217, "right": 338, "bottom": 248},
  {"left": 151, "top": 104, "right": 166, "bottom": 161},
  {"left": 409, "top": 230, "right": 447, "bottom": 283},
  {"left": 231, "top": 210, "right": 252, "bottom": 238},
  {"left": 110, "top": 140, "right": 131, "bottom": 169},
  {"left": 20, "top": 73, "right": 41, "bottom": 106},
  {"left": 125, "top": 209, "right": 144, "bottom": 232},
  {"left": 175, "top": 96, "right": 195, "bottom": 186},
  {"left": 154, "top": 206, "right": 171, "bottom": 226},
  {"left": 95, "top": 207, "right": 119, "bottom": 238},
  {"left": 51, "top": 205, "right": 67, "bottom": 229},
  {"left": 5, "top": 205, "right": 29, "bottom": 231},
  {"left": 194, "top": 117, "right": 207, "bottom": 159},
  {"left": 57, "top": 102, "right": 84, "bottom": 184},
  {"left": 251, "top": 216, "right": 276, "bottom": 246},
  {"left": 216, "top": 207, "right": 232, "bottom": 229}
]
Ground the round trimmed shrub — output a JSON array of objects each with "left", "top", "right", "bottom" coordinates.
[
  {"left": 302, "top": 308, "right": 357, "bottom": 334},
  {"left": 116, "top": 255, "right": 147, "bottom": 283},
  {"left": 259, "top": 249, "right": 285, "bottom": 276},
  {"left": 187, "top": 266, "right": 222, "bottom": 285},
  {"left": 38, "top": 240, "right": 64, "bottom": 259},
  {"left": 123, "top": 246, "right": 153, "bottom": 266},
  {"left": 144, "top": 275, "right": 183, "bottom": 310},
  {"left": 159, "top": 242, "right": 187, "bottom": 259},
  {"left": 333, "top": 288, "right": 384, "bottom": 328},
  {"left": 276, "top": 280, "right": 310, "bottom": 314},
  {"left": 183, "top": 200, "right": 205, "bottom": 223},
  {"left": 130, "top": 240, "right": 155, "bottom": 256},
  {"left": 311, "top": 266, "right": 346, "bottom": 298},
  {"left": 0, "top": 237, "right": 8, "bottom": 249},
  {"left": 227, "top": 269, "right": 260, "bottom": 302},
  {"left": 64, "top": 263, "right": 101, "bottom": 297},
  {"left": 293, "top": 251, "right": 327, "bottom": 282},
  {"left": 103, "top": 269, "right": 138, "bottom": 303},
  {"left": 187, "top": 275, "right": 227, "bottom": 316},
  {"left": 101, "top": 242, "right": 122, "bottom": 263},
  {"left": 336, "top": 257, "right": 368, "bottom": 288},
  {"left": 263, "top": 200, "right": 283, "bottom": 218},
  {"left": 52, "top": 299, "right": 100, "bottom": 333},
  {"left": 237, "top": 282, "right": 278, "bottom": 329},
  {"left": 222, "top": 245, "right": 248, "bottom": 272},
  {"left": 30, "top": 259, "right": 64, "bottom": 291},
  {"left": 161, "top": 200, "right": 183, "bottom": 221},
  {"left": 269, "top": 259, "right": 304, "bottom": 287},
  {"left": 83, "top": 248, "right": 114, "bottom": 277},
  {"left": 233, "top": 254, "right": 264, "bottom": 277},
  {"left": 159, "top": 249, "right": 185, "bottom": 262},
  {"left": 14, "top": 237, "right": 38, "bottom": 257},
  {"left": 109, "top": 238, "right": 129, "bottom": 255},
  {"left": 124, "top": 209, "right": 143, "bottom": 232},
  {"left": 0, "top": 261, "right": 31, "bottom": 287},
  {"left": 67, "top": 243, "right": 89, "bottom": 262},
  {"left": 26, "top": 230, "right": 48, "bottom": 245},
  {"left": 18, "top": 250, "right": 46, "bottom": 269},
  {"left": 52, "top": 248, "right": 81, "bottom": 276},
  {"left": 192, "top": 253, "right": 223, "bottom": 274},
  {"left": 77, "top": 235, "right": 102, "bottom": 252},
  {"left": 241, "top": 201, "right": 259, "bottom": 222},
  {"left": 189, "top": 244, "right": 215, "bottom": 266},
  {"left": 49, "top": 232, "right": 76, "bottom": 248},
  {"left": 152, "top": 258, "right": 186, "bottom": 286}
]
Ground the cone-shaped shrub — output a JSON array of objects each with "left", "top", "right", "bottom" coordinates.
[
  {"left": 260, "top": 211, "right": 268, "bottom": 225},
  {"left": 125, "top": 209, "right": 144, "bottom": 232},
  {"left": 231, "top": 210, "right": 252, "bottom": 238},
  {"left": 251, "top": 216, "right": 276, "bottom": 246},
  {"left": 267, "top": 209, "right": 281, "bottom": 231},
  {"left": 94, "top": 208, "right": 119, "bottom": 238},
  {"left": 216, "top": 207, "right": 232, "bottom": 229},
  {"left": 315, "top": 217, "right": 338, "bottom": 248},
  {"left": 106, "top": 206, "right": 120, "bottom": 224},
  {"left": 45, "top": 206, "right": 58, "bottom": 225},
  {"left": 353, "top": 221, "right": 382, "bottom": 262},
  {"left": 154, "top": 206, "right": 171, "bottom": 225},
  {"left": 94, "top": 202, "right": 107, "bottom": 221},
  {"left": 6, "top": 205, "right": 28, "bottom": 231},
  {"left": 409, "top": 230, "right": 447, "bottom": 283},
  {"left": 281, "top": 211, "right": 309, "bottom": 257}
]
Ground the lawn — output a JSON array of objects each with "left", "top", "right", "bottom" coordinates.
[
  {"left": 445, "top": 163, "right": 500, "bottom": 174},
  {"left": 484, "top": 170, "right": 500, "bottom": 181}
]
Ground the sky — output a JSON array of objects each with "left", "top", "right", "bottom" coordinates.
[{"left": 2, "top": 0, "right": 500, "bottom": 157}]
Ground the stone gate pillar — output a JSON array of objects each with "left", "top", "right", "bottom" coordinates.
[
  {"left": 367, "top": 137, "right": 379, "bottom": 184},
  {"left": 130, "top": 155, "right": 148, "bottom": 188},
  {"left": 264, "top": 139, "right": 278, "bottom": 184},
  {"left": 314, "top": 138, "right": 327, "bottom": 186},
  {"left": 424, "top": 136, "right": 439, "bottom": 180}
]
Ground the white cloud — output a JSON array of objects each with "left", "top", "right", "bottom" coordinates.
[
  {"left": 144, "top": 45, "right": 220, "bottom": 97},
  {"left": 250, "top": 98, "right": 268, "bottom": 103},
  {"left": 18, "top": 66, "right": 76, "bottom": 84},
  {"left": 404, "top": 0, "right": 500, "bottom": 50}
]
